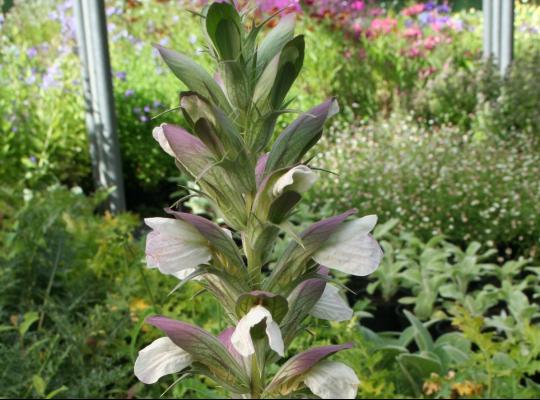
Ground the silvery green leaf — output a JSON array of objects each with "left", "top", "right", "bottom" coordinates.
[
  {"left": 154, "top": 45, "right": 231, "bottom": 113},
  {"left": 205, "top": 2, "right": 243, "bottom": 61},
  {"left": 256, "top": 13, "right": 296, "bottom": 75},
  {"left": 403, "top": 310, "right": 434, "bottom": 352},
  {"left": 265, "top": 98, "right": 339, "bottom": 174}
]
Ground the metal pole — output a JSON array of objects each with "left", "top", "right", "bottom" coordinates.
[
  {"left": 74, "top": 0, "right": 100, "bottom": 185},
  {"left": 483, "top": 0, "right": 493, "bottom": 58},
  {"left": 75, "top": 0, "right": 126, "bottom": 213},
  {"left": 500, "top": 0, "right": 515, "bottom": 75},
  {"left": 492, "top": 0, "right": 502, "bottom": 64}
]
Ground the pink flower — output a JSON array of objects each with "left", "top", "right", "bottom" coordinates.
[
  {"left": 419, "top": 66, "right": 437, "bottom": 80},
  {"left": 369, "top": 17, "right": 397, "bottom": 35},
  {"left": 351, "top": 1, "right": 364, "bottom": 11},
  {"left": 358, "top": 48, "right": 367, "bottom": 60},
  {"left": 368, "top": 7, "right": 384, "bottom": 17},
  {"left": 404, "top": 26, "right": 423, "bottom": 39},
  {"left": 423, "top": 35, "right": 441, "bottom": 50},
  {"left": 402, "top": 3, "right": 424, "bottom": 17},
  {"left": 407, "top": 46, "right": 422, "bottom": 58}
]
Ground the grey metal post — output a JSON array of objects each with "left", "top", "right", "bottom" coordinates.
[
  {"left": 492, "top": 0, "right": 501, "bottom": 63},
  {"left": 74, "top": 0, "right": 126, "bottom": 213},
  {"left": 74, "top": 0, "right": 100, "bottom": 185},
  {"left": 484, "top": 0, "right": 514, "bottom": 75},
  {"left": 483, "top": 0, "right": 493, "bottom": 58},
  {"left": 500, "top": 0, "right": 515, "bottom": 75}
]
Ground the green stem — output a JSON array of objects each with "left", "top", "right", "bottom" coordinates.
[{"left": 250, "top": 354, "right": 263, "bottom": 399}]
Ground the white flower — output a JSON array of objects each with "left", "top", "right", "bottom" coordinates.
[
  {"left": 272, "top": 165, "right": 318, "bottom": 197},
  {"left": 231, "top": 305, "right": 284, "bottom": 358},
  {"left": 152, "top": 124, "right": 175, "bottom": 157},
  {"left": 310, "top": 284, "right": 353, "bottom": 322},
  {"left": 145, "top": 217, "right": 211, "bottom": 278},
  {"left": 313, "top": 215, "right": 383, "bottom": 276},
  {"left": 303, "top": 360, "right": 360, "bottom": 399},
  {"left": 134, "top": 337, "right": 192, "bottom": 384}
]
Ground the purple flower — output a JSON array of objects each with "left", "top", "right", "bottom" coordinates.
[
  {"left": 144, "top": 105, "right": 151, "bottom": 113},
  {"left": 115, "top": 71, "right": 127, "bottom": 81},
  {"left": 27, "top": 47, "right": 38, "bottom": 59},
  {"left": 437, "top": 4, "right": 451, "bottom": 14},
  {"left": 106, "top": 7, "right": 122, "bottom": 17},
  {"left": 152, "top": 100, "right": 162, "bottom": 108},
  {"left": 43, "top": 64, "right": 62, "bottom": 89},
  {"left": 424, "top": 1, "right": 436, "bottom": 11},
  {"left": 125, "top": 89, "right": 135, "bottom": 97},
  {"left": 25, "top": 74, "right": 37, "bottom": 85},
  {"left": 133, "top": 107, "right": 142, "bottom": 114},
  {"left": 140, "top": 115, "right": 149, "bottom": 123}
]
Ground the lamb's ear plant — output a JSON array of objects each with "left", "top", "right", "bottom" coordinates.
[{"left": 134, "top": 2, "right": 383, "bottom": 398}]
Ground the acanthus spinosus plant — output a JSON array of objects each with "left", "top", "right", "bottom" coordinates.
[{"left": 134, "top": 1, "right": 383, "bottom": 398}]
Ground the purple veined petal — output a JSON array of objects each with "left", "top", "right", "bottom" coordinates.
[
  {"left": 218, "top": 327, "right": 238, "bottom": 357},
  {"left": 266, "top": 343, "right": 354, "bottom": 393},
  {"left": 267, "top": 211, "right": 357, "bottom": 290},
  {"left": 218, "top": 327, "right": 252, "bottom": 375},
  {"left": 146, "top": 316, "right": 250, "bottom": 390},
  {"left": 255, "top": 153, "right": 269, "bottom": 187},
  {"left": 264, "top": 98, "right": 339, "bottom": 174},
  {"left": 162, "top": 123, "right": 213, "bottom": 175},
  {"left": 147, "top": 316, "right": 216, "bottom": 351},
  {"left": 301, "top": 209, "right": 357, "bottom": 250},
  {"left": 284, "top": 277, "right": 327, "bottom": 329}
]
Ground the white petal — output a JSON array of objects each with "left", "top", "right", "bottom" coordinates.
[
  {"left": 152, "top": 124, "right": 175, "bottom": 157},
  {"left": 231, "top": 305, "right": 285, "bottom": 358},
  {"left": 134, "top": 337, "right": 192, "bottom": 384},
  {"left": 304, "top": 360, "right": 359, "bottom": 399},
  {"left": 145, "top": 218, "right": 210, "bottom": 276},
  {"left": 272, "top": 165, "right": 318, "bottom": 197},
  {"left": 310, "top": 284, "right": 353, "bottom": 322},
  {"left": 172, "top": 267, "right": 197, "bottom": 280},
  {"left": 265, "top": 318, "right": 285, "bottom": 357},
  {"left": 312, "top": 215, "right": 383, "bottom": 276}
]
